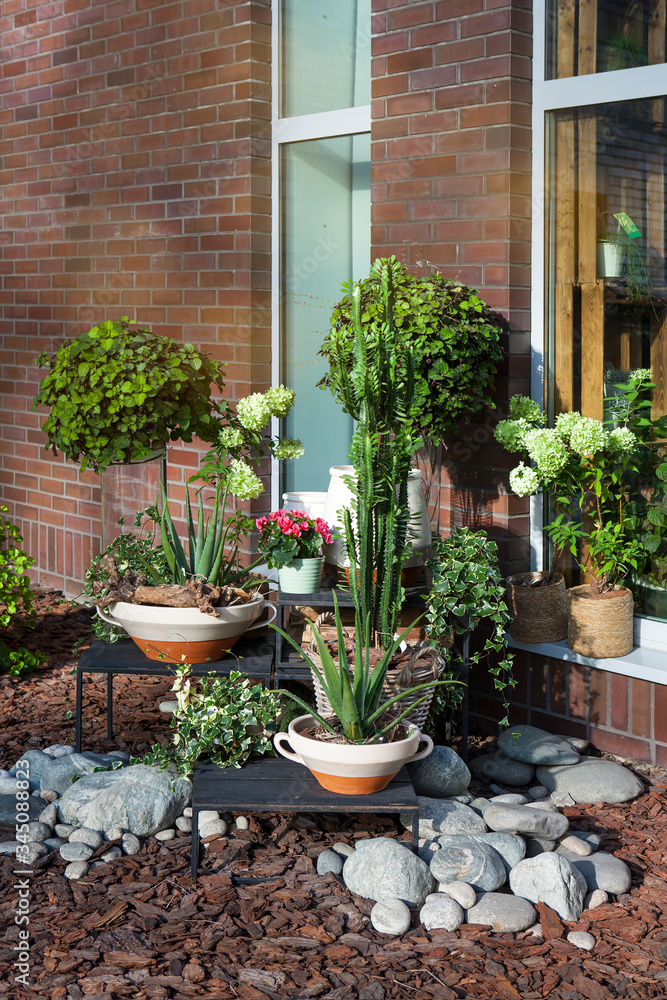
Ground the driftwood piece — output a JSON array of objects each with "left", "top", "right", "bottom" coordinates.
[{"left": 94, "top": 556, "right": 253, "bottom": 615}]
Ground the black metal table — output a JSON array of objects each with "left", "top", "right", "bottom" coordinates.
[
  {"left": 75, "top": 636, "right": 275, "bottom": 752},
  {"left": 190, "top": 755, "right": 420, "bottom": 877}
]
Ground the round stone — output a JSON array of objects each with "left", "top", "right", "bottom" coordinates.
[
  {"left": 497, "top": 725, "right": 580, "bottom": 766},
  {"left": 331, "top": 842, "right": 355, "bottom": 858},
  {"left": 528, "top": 785, "right": 549, "bottom": 800},
  {"left": 60, "top": 842, "right": 94, "bottom": 863},
  {"left": 567, "top": 931, "right": 595, "bottom": 950},
  {"left": 121, "top": 833, "right": 141, "bottom": 856},
  {"left": 22, "top": 843, "right": 49, "bottom": 864},
  {"left": 55, "top": 824, "right": 77, "bottom": 839},
  {"left": 155, "top": 828, "right": 175, "bottom": 842},
  {"left": 401, "top": 797, "right": 487, "bottom": 838},
  {"left": 43, "top": 744, "right": 75, "bottom": 758},
  {"left": 483, "top": 802, "right": 568, "bottom": 840},
  {"left": 371, "top": 898, "right": 411, "bottom": 936},
  {"left": 199, "top": 818, "right": 228, "bottom": 839},
  {"left": 525, "top": 836, "right": 557, "bottom": 856},
  {"left": 25, "top": 821, "right": 52, "bottom": 843},
  {"left": 559, "top": 851, "right": 632, "bottom": 894},
  {"left": 557, "top": 835, "right": 593, "bottom": 857},
  {"left": 235, "top": 816, "right": 250, "bottom": 830},
  {"left": 100, "top": 846, "right": 122, "bottom": 862},
  {"left": 509, "top": 854, "right": 588, "bottom": 922},
  {"left": 343, "top": 837, "right": 435, "bottom": 907},
  {"left": 64, "top": 861, "right": 89, "bottom": 880},
  {"left": 317, "top": 850, "right": 344, "bottom": 875},
  {"left": 39, "top": 789, "right": 59, "bottom": 803},
  {"left": 430, "top": 838, "right": 506, "bottom": 892},
  {"left": 159, "top": 701, "right": 178, "bottom": 713},
  {"left": 0, "top": 841, "right": 19, "bottom": 855},
  {"left": 406, "top": 745, "right": 471, "bottom": 798},
  {"left": 43, "top": 837, "right": 65, "bottom": 851},
  {"left": 198, "top": 810, "right": 220, "bottom": 825},
  {"left": 38, "top": 802, "right": 58, "bottom": 830},
  {"left": 105, "top": 827, "right": 124, "bottom": 841},
  {"left": 466, "top": 891, "right": 537, "bottom": 933},
  {"left": 175, "top": 816, "right": 192, "bottom": 833},
  {"left": 489, "top": 793, "right": 528, "bottom": 805},
  {"left": 585, "top": 889, "right": 609, "bottom": 909},
  {"left": 438, "top": 832, "right": 525, "bottom": 872},
  {"left": 551, "top": 790, "right": 576, "bottom": 807},
  {"left": 439, "top": 880, "right": 476, "bottom": 909},
  {"left": 420, "top": 894, "right": 464, "bottom": 931},
  {"left": 536, "top": 758, "right": 644, "bottom": 804},
  {"left": 469, "top": 752, "right": 536, "bottom": 787},
  {"left": 69, "top": 828, "right": 104, "bottom": 849},
  {"left": 183, "top": 807, "right": 193, "bottom": 818}
]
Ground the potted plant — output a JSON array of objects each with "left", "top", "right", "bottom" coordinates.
[
  {"left": 255, "top": 509, "right": 333, "bottom": 595},
  {"left": 320, "top": 256, "right": 504, "bottom": 539},
  {"left": 89, "top": 385, "right": 304, "bottom": 661},
  {"left": 496, "top": 396, "right": 646, "bottom": 657},
  {"left": 272, "top": 594, "right": 459, "bottom": 794}
]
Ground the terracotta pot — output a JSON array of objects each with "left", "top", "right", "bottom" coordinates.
[
  {"left": 273, "top": 713, "right": 433, "bottom": 795},
  {"left": 505, "top": 571, "right": 567, "bottom": 643},
  {"left": 567, "top": 584, "right": 634, "bottom": 658},
  {"left": 96, "top": 594, "right": 276, "bottom": 663}
]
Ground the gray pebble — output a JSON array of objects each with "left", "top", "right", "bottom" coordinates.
[
  {"left": 585, "top": 889, "right": 608, "bottom": 909},
  {"left": 557, "top": 835, "right": 593, "bottom": 857},
  {"left": 0, "top": 841, "right": 19, "bottom": 855},
  {"left": 200, "top": 818, "right": 228, "bottom": 839},
  {"left": 55, "top": 824, "right": 77, "bottom": 839},
  {"left": 439, "top": 880, "right": 476, "bottom": 909},
  {"left": 60, "top": 842, "right": 94, "bottom": 863},
  {"left": 0, "top": 777, "right": 20, "bottom": 795},
  {"left": 43, "top": 744, "right": 75, "bottom": 758},
  {"left": 466, "top": 891, "right": 537, "bottom": 933},
  {"left": 371, "top": 898, "right": 411, "bottom": 936},
  {"left": 105, "top": 827, "right": 124, "bottom": 842},
  {"left": 42, "top": 837, "right": 65, "bottom": 851},
  {"left": 100, "top": 846, "right": 122, "bottom": 862},
  {"left": 488, "top": 783, "right": 507, "bottom": 795},
  {"left": 489, "top": 793, "right": 528, "bottom": 805},
  {"left": 551, "top": 791, "right": 576, "bottom": 808},
  {"left": 175, "top": 816, "right": 192, "bottom": 833},
  {"left": 69, "top": 828, "right": 103, "bottom": 849},
  {"left": 331, "top": 842, "right": 355, "bottom": 858},
  {"left": 64, "top": 861, "right": 89, "bottom": 880},
  {"left": 159, "top": 700, "right": 178, "bottom": 713},
  {"left": 22, "top": 843, "right": 49, "bottom": 864},
  {"left": 317, "top": 850, "right": 344, "bottom": 875},
  {"left": 198, "top": 810, "right": 220, "bottom": 825},
  {"left": 528, "top": 785, "right": 549, "bottom": 800},
  {"left": 524, "top": 835, "right": 557, "bottom": 857},
  {"left": 183, "top": 807, "right": 193, "bottom": 818},
  {"left": 155, "top": 829, "right": 175, "bottom": 842},
  {"left": 420, "top": 893, "right": 464, "bottom": 931},
  {"left": 235, "top": 816, "right": 250, "bottom": 830},
  {"left": 25, "top": 821, "right": 52, "bottom": 843},
  {"left": 38, "top": 802, "right": 58, "bottom": 829},
  {"left": 122, "top": 833, "right": 141, "bottom": 856},
  {"left": 567, "top": 931, "right": 595, "bottom": 950}
]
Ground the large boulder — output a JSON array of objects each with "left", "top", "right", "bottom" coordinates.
[
  {"left": 406, "top": 746, "right": 471, "bottom": 798},
  {"left": 498, "top": 726, "right": 580, "bottom": 766},
  {"left": 535, "top": 758, "right": 643, "bottom": 804},
  {"left": 57, "top": 765, "right": 192, "bottom": 837},
  {"left": 40, "top": 752, "right": 130, "bottom": 796},
  {"left": 343, "top": 838, "right": 435, "bottom": 908},
  {"left": 400, "top": 797, "right": 487, "bottom": 839},
  {"left": 483, "top": 802, "right": 569, "bottom": 840},
  {"left": 469, "top": 752, "right": 536, "bottom": 787},
  {"left": 0, "top": 795, "right": 43, "bottom": 829},
  {"left": 439, "top": 832, "right": 525, "bottom": 872},
  {"left": 558, "top": 851, "right": 632, "bottom": 894},
  {"left": 430, "top": 838, "right": 506, "bottom": 891},
  {"left": 509, "top": 854, "right": 588, "bottom": 922}
]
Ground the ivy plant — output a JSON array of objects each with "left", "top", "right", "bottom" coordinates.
[
  {"left": 33, "top": 318, "right": 226, "bottom": 472},
  {"left": 0, "top": 506, "right": 44, "bottom": 675},
  {"left": 319, "top": 256, "right": 504, "bottom": 445},
  {"left": 135, "top": 665, "right": 280, "bottom": 776},
  {"left": 425, "top": 527, "right": 515, "bottom": 727}
]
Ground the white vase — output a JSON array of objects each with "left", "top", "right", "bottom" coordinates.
[
  {"left": 597, "top": 240, "right": 624, "bottom": 279},
  {"left": 281, "top": 491, "right": 327, "bottom": 519},
  {"left": 322, "top": 465, "right": 430, "bottom": 577}
]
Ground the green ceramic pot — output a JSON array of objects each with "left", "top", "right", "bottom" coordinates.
[{"left": 278, "top": 557, "right": 324, "bottom": 595}]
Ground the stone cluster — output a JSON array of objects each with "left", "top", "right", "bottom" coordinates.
[{"left": 320, "top": 726, "right": 642, "bottom": 941}]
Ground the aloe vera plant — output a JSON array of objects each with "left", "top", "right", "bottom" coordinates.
[{"left": 273, "top": 594, "right": 459, "bottom": 743}]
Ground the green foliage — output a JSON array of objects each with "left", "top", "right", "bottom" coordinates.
[
  {"left": 135, "top": 665, "right": 280, "bottom": 776},
  {"left": 425, "top": 527, "right": 515, "bottom": 727},
  {"left": 320, "top": 256, "right": 504, "bottom": 444},
  {"left": 273, "top": 593, "right": 461, "bottom": 743},
  {"left": 0, "top": 506, "right": 43, "bottom": 675},
  {"left": 0, "top": 642, "right": 45, "bottom": 676},
  {"left": 33, "top": 318, "right": 226, "bottom": 472},
  {"left": 255, "top": 510, "right": 333, "bottom": 569}
]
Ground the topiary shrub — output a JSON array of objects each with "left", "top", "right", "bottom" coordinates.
[{"left": 319, "top": 256, "right": 504, "bottom": 445}]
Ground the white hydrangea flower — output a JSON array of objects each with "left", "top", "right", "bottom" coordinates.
[
  {"left": 495, "top": 418, "right": 530, "bottom": 452},
  {"left": 524, "top": 428, "right": 568, "bottom": 479},
  {"left": 273, "top": 437, "right": 304, "bottom": 460},
  {"left": 265, "top": 385, "right": 296, "bottom": 418},
  {"left": 629, "top": 368, "right": 652, "bottom": 384},
  {"left": 226, "top": 459, "right": 264, "bottom": 500},
  {"left": 508, "top": 395, "right": 545, "bottom": 424},
  {"left": 554, "top": 410, "right": 583, "bottom": 443},
  {"left": 608, "top": 426, "right": 637, "bottom": 453},
  {"left": 509, "top": 463, "right": 541, "bottom": 497},
  {"left": 219, "top": 426, "right": 245, "bottom": 450},
  {"left": 236, "top": 393, "right": 272, "bottom": 431},
  {"left": 569, "top": 416, "right": 608, "bottom": 456}
]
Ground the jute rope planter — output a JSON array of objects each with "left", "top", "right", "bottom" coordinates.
[
  {"left": 567, "top": 584, "right": 634, "bottom": 658},
  {"left": 505, "top": 571, "right": 567, "bottom": 644}
]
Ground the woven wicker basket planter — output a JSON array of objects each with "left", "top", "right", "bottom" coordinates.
[
  {"left": 506, "top": 571, "right": 567, "bottom": 643},
  {"left": 305, "top": 615, "right": 445, "bottom": 731},
  {"left": 567, "top": 584, "right": 634, "bottom": 658}
]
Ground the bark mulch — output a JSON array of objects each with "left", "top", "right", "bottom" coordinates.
[{"left": 0, "top": 591, "right": 666, "bottom": 999}]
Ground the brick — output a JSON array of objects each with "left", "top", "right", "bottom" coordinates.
[
  {"left": 631, "top": 678, "right": 652, "bottom": 739},
  {"left": 610, "top": 672, "right": 629, "bottom": 732}
]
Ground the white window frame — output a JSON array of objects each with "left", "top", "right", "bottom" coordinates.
[
  {"left": 269, "top": 0, "right": 370, "bottom": 509},
  {"left": 531, "top": 5, "right": 667, "bottom": 659}
]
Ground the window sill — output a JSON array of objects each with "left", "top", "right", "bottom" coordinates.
[{"left": 506, "top": 634, "right": 667, "bottom": 686}]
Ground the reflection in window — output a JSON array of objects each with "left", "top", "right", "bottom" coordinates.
[{"left": 547, "top": 0, "right": 666, "bottom": 79}]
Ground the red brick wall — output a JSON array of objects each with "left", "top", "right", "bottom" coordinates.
[
  {"left": 0, "top": 0, "right": 271, "bottom": 594},
  {"left": 370, "top": 0, "right": 532, "bottom": 576}
]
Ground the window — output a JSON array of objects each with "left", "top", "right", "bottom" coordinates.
[
  {"left": 272, "top": 0, "right": 371, "bottom": 500},
  {"left": 534, "top": 4, "right": 667, "bottom": 640}
]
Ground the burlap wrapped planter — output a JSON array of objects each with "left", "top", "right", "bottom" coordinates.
[
  {"left": 506, "top": 572, "right": 568, "bottom": 643},
  {"left": 567, "top": 585, "right": 634, "bottom": 658}
]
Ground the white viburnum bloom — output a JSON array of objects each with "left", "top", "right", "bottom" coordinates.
[
  {"left": 236, "top": 393, "right": 272, "bottom": 431},
  {"left": 265, "top": 385, "right": 296, "bottom": 418},
  {"left": 508, "top": 394, "right": 546, "bottom": 424},
  {"left": 495, "top": 417, "right": 531, "bottom": 452},
  {"left": 226, "top": 459, "right": 264, "bottom": 500},
  {"left": 569, "top": 416, "right": 608, "bottom": 456},
  {"left": 273, "top": 437, "right": 304, "bottom": 460},
  {"left": 554, "top": 410, "right": 583, "bottom": 443},
  {"left": 608, "top": 426, "right": 637, "bottom": 453},
  {"left": 524, "top": 428, "right": 568, "bottom": 479},
  {"left": 509, "top": 463, "right": 541, "bottom": 497}
]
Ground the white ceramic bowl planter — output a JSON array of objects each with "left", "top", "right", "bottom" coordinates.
[
  {"left": 273, "top": 713, "right": 434, "bottom": 795},
  {"left": 97, "top": 594, "right": 276, "bottom": 663}
]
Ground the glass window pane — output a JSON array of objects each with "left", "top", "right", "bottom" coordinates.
[
  {"left": 282, "top": 134, "right": 371, "bottom": 494},
  {"left": 546, "top": 0, "right": 666, "bottom": 79},
  {"left": 281, "top": 0, "right": 371, "bottom": 116}
]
